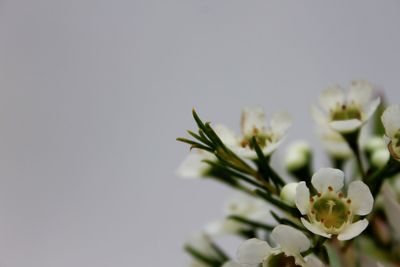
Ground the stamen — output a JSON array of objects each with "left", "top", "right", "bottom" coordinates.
[
  {"left": 317, "top": 193, "right": 322, "bottom": 197},
  {"left": 338, "top": 193, "right": 344, "bottom": 198},
  {"left": 328, "top": 186, "right": 333, "bottom": 191},
  {"left": 347, "top": 199, "right": 352, "bottom": 204}
]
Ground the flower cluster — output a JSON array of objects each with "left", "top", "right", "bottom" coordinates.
[{"left": 177, "top": 81, "right": 400, "bottom": 267}]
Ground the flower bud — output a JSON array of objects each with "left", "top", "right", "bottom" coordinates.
[
  {"left": 365, "top": 136, "right": 387, "bottom": 154},
  {"left": 371, "top": 148, "right": 390, "bottom": 169},
  {"left": 280, "top": 182, "right": 299, "bottom": 206},
  {"left": 284, "top": 141, "right": 311, "bottom": 172}
]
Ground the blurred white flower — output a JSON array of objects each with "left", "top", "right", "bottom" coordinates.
[
  {"left": 312, "top": 80, "right": 380, "bottom": 133},
  {"left": 177, "top": 125, "right": 238, "bottom": 178},
  {"left": 236, "top": 225, "right": 323, "bottom": 267},
  {"left": 381, "top": 105, "right": 400, "bottom": 161},
  {"left": 222, "top": 261, "right": 242, "bottom": 267},
  {"left": 284, "top": 141, "right": 311, "bottom": 172},
  {"left": 312, "top": 109, "right": 352, "bottom": 159},
  {"left": 217, "top": 107, "right": 292, "bottom": 159},
  {"left": 382, "top": 183, "right": 400, "bottom": 236},
  {"left": 205, "top": 194, "right": 273, "bottom": 236},
  {"left": 295, "top": 168, "right": 373, "bottom": 240}
]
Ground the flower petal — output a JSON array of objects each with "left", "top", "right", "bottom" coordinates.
[
  {"left": 311, "top": 168, "right": 344, "bottom": 193},
  {"left": 381, "top": 105, "right": 400, "bottom": 138},
  {"left": 363, "top": 97, "right": 381, "bottom": 121},
  {"left": 176, "top": 151, "right": 214, "bottom": 179},
  {"left": 382, "top": 183, "right": 400, "bottom": 235},
  {"left": 237, "top": 238, "right": 271, "bottom": 267},
  {"left": 270, "top": 111, "right": 293, "bottom": 136},
  {"left": 295, "top": 182, "right": 310, "bottom": 215},
  {"left": 329, "top": 119, "right": 362, "bottom": 133},
  {"left": 300, "top": 218, "right": 331, "bottom": 238},
  {"left": 222, "top": 261, "right": 242, "bottom": 267},
  {"left": 347, "top": 181, "right": 374, "bottom": 216},
  {"left": 348, "top": 80, "right": 373, "bottom": 106},
  {"left": 337, "top": 219, "right": 369, "bottom": 241},
  {"left": 241, "top": 107, "right": 265, "bottom": 136},
  {"left": 319, "top": 85, "right": 345, "bottom": 111},
  {"left": 214, "top": 124, "right": 238, "bottom": 147},
  {"left": 305, "top": 255, "right": 325, "bottom": 267},
  {"left": 271, "top": 225, "right": 311, "bottom": 254}
]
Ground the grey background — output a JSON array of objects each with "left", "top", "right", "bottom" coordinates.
[{"left": 1, "top": 0, "right": 400, "bottom": 266}]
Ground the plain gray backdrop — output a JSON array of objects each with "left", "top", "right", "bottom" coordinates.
[{"left": 1, "top": 0, "right": 400, "bottom": 266}]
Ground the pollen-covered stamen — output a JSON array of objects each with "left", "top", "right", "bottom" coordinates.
[
  {"left": 311, "top": 195, "right": 350, "bottom": 230},
  {"left": 241, "top": 131, "right": 276, "bottom": 149}
]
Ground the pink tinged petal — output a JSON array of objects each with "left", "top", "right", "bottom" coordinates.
[
  {"left": 271, "top": 225, "right": 311, "bottom": 254},
  {"left": 222, "top": 261, "right": 242, "bottom": 267},
  {"left": 319, "top": 85, "right": 345, "bottom": 112},
  {"left": 270, "top": 111, "right": 293, "bottom": 136},
  {"left": 329, "top": 119, "right": 362, "bottom": 133},
  {"left": 337, "top": 219, "right": 369, "bottom": 241},
  {"left": 237, "top": 238, "right": 271, "bottom": 267},
  {"left": 300, "top": 218, "right": 332, "bottom": 238},
  {"left": 348, "top": 80, "right": 373, "bottom": 106},
  {"left": 295, "top": 182, "right": 310, "bottom": 215},
  {"left": 382, "top": 184, "right": 400, "bottom": 235},
  {"left": 363, "top": 97, "right": 381, "bottom": 121},
  {"left": 347, "top": 181, "right": 374, "bottom": 216},
  {"left": 241, "top": 107, "right": 265, "bottom": 136},
  {"left": 214, "top": 124, "right": 238, "bottom": 147},
  {"left": 311, "top": 168, "right": 344, "bottom": 193},
  {"left": 381, "top": 105, "right": 400, "bottom": 138}
]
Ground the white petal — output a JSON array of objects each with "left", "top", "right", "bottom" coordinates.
[
  {"left": 311, "top": 168, "right": 344, "bottom": 193},
  {"left": 295, "top": 182, "right": 310, "bottom": 215},
  {"left": 176, "top": 152, "right": 214, "bottom": 179},
  {"left": 261, "top": 138, "right": 284, "bottom": 156},
  {"left": 337, "top": 219, "right": 369, "bottom": 241},
  {"left": 241, "top": 107, "right": 265, "bottom": 136},
  {"left": 214, "top": 124, "right": 238, "bottom": 147},
  {"left": 237, "top": 238, "right": 271, "bottom": 267},
  {"left": 329, "top": 119, "right": 362, "bottom": 133},
  {"left": 347, "top": 181, "right": 374, "bottom": 216},
  {"left": 382, "top": 183, "right": 400, "bottom": 235},
  {"left": 363, "top": 97, "right": 381, "bottom": 121},
  {"left": 305, "top": 255, "right": 325, "bottom": 267},
  {"left": 300, "top": 218, "right": 331, "bottom": 238},
  {"left": 348, "top": 80, "right": 373, "bottom": 106},
  {"left": 270, "top": 111, "right": 293, "bottom": 136},
  {"left": 222, "top": 261, "right": 242, "bottom": 267},
  {"left": 311, "top": 105, "right": 328, "bottom": 124},
  {"left": 271, "top": 225, "right": 311, "bottom": 254},
  {"left": 381, "top": 105, "right": 400, "bottom": 138},
  {"left": 319, "top": 85, "right": 345, "bottom": 111}
]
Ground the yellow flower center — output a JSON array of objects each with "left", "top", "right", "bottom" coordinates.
[
  {"left": 330, "top": 103, "right": 362, "bottom": 121},
  {"left": 309, "top": 191, "right": 351, "bottom": 232}
]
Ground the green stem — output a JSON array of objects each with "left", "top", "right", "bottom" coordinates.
[
  {"left": 228, "top": 215, "right": 274, "bottom": 231},
  {"left": 342, "top": 130, "right": 365, "bottom": 177}
]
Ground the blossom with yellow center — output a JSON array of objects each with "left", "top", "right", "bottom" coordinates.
[
  {"left": 295, "top": 168, "right": 374, "bottom": 240},
  {"left": 312, "top": 80, "right": 380, "bottom": 134}
]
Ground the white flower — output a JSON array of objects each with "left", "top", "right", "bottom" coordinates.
[
  {"left": 312, "top": 108, "right": 352, "bottom": 159},
  {"left": 177, "top": 125, "right": 237, "bottom": 178},
  {"left": 236, "top": 225, "right": 323, "bottom": 267},
  {"left": 217, "top": 107, "right": 292, "bottom": 159},
  {"left": 312, "top": 80, "right": 380, "bottom": 133},
  {"left": 382, "top": 183, "right": 400, "bottom": 235},
  {"left": 295, "top": 168, "right": 374, "bottom": 240},
  {"left": 205, "top": 194, "right": 274, "bottom": 236},
  {"left": 222, "top": 261, "right": 242, "bottom": 267},
  {"left": 284, "top": 141, "right": 311, "bottom": 172},
  {"left": 381, "top": 105, "right": 400, "bottom": 161},
  {"left": 177, "top": 149, "right": 216, "bottom": 178}
]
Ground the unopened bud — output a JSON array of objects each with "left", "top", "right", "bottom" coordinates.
[
  {"left": 280, "top": 182, "right": 299, "bottom": 207},
  {"left": 284, "top": 141, "right": 311, "bottom": 172},
  {"left": 371, "top": 148, "right": 390, "bottom": 169}
]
